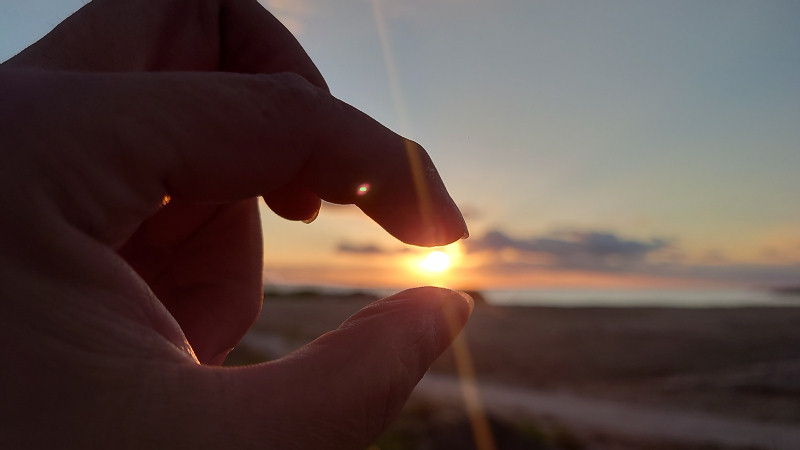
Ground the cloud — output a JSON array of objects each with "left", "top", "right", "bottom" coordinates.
[
  {"left": 336, "top": 242, "right": 410, "bottom": 255},
  {"left": 466, "top": 230, "right": 668, "bottom": 272},
  {"left": 336, "top": 242, "right": 385, "bottom": 255},
  {"left": 463, "top": 229, "right": 800, "bottom": 288}
]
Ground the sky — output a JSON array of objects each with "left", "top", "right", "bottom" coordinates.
[{"left": 2, "top": 0, "right": 799, "bottom": 291}]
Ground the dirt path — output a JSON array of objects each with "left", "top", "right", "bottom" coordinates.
[{"left": 415, "top": 373, "right": 800, "bottom": 449}]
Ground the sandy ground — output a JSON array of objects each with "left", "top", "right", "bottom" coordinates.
[
  {"left": 228, "top": 292, "right": 800, "bottom": 449},
  {"left": 414, "top": 373, "right": 800, "bottom": 449}
]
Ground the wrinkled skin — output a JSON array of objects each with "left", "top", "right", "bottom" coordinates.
[{"left": 0, "top": 1, "right": 471, "bottom": 448}]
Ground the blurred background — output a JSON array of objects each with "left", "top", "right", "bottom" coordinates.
[
  {"left": 4, "top": 1, "right": 800, "bottom": 448},
  {"left": 4, "top": 0, "right": 798, "bottom": 296}
]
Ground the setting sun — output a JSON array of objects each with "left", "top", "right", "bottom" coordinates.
[
  {"left": 420, "top": 250, "right": 451, "bottom": 273},
  {"left": 404, "top": 243, "right": 463, "bottom": 283}
]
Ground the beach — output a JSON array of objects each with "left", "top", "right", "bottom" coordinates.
[{"left": 226, "top": 291, "right": 800, "bottom": 449}]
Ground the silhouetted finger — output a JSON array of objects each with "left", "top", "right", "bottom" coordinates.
[
  {"left": 209, "top": 288, "right": 473, "bottom": 449},
  {"left": 118, "top": 199, "right": 264, "bottom": 365},
  {"left": 263, "top": 182, "right": 322, "bottom": 223},
  {"left": 6, "top": 70, "right": 466, "bottom": 246}
]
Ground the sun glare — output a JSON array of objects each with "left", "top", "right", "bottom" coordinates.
[
  {"left": 412, "top": 243, "right": 463, "bottom": 277},
  {"left": 420, "top": 250, "right": 451, "bottom": 273}
]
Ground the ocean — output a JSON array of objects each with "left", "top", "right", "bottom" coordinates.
[
  {"left": 480, "top": 288, "right": 799, "bottom": 308},
  {"left": 265, "top": 284, "right": 800, "bottom": 308}
]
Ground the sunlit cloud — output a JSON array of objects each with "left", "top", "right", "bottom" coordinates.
[
  {"left": 336, "top": 241, "right": 410, "bottom": 255},
  {"left": 465, "top": 230, "right": 669, "bottom": 272},
  {"left": 258, "top": 0, "right": 314, "bottom": 36},
  {"left": 336, "top": 242, "right": 389, "bottom": 255},
  {"left": 760, "top": 245, "right": 800, "bottom": 264},
  {"left": 462, "top": 229, "right": 800, "bottom": 288},
  {"left": 699, "top": 249, "right": 729, "bottom": 265}
]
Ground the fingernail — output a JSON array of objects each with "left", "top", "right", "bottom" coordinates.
[
  {"left": 443, "top": 196, "right": 469, "bottom": 242},
  {"left": 437, "top": 289, "right": 473, "bottom": 341},
  {"left": 458, "top": 216, "right": 470, "bottom": 240},
  {"left": 459, "top": 290, "right": 475, "bottom": 315},
  {"left": 301, "top": 206, "right": 320, "bottom": 224}
]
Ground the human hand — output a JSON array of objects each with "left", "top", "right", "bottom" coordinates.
[{"left": 0, "top": 1, "right": 471, "bottom": 448}]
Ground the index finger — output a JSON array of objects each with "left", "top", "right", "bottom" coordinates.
[
  {"left": 4, "top": 0, "right": 331, "bottom": 221},
  {"left": 5, "top": 70, "right": 467, "bottom": 247}
]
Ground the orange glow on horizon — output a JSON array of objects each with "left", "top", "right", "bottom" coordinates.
[
  {"left": 263, "top": 241, "right": 722, "bottom": 291},
  {"left": 266, "top": 267, "right": 716, "bottom": 292}
]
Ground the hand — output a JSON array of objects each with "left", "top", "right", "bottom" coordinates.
[{"left": 0, "top": 1, "right": 471, "bottom": 448}]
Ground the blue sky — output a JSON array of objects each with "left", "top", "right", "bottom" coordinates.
[{"left": 3, "top": 0, "right": 799, "bottom": 289}]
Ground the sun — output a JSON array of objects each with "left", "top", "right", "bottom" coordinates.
[{"left": 419, "top": 250, "right": 451, "bottom": 273}]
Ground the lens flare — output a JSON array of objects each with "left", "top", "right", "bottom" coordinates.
[
  {"left": 371, "top": 2, "right": 495, "bottom": 447},
  {"left": 420, "top": 250, "right": 451, "bottom": 273}
]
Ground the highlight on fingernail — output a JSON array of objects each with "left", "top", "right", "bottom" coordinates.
[
  {"left": 458, "top": 290, "right": 475, "bottom": 315},
  {"left": 302, "top": 206, "right": 320, "bottom": 224}
]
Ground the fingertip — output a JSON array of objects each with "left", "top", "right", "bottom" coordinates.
[
  {"left": 375, "top": 286, "right": 473, "bottom": 349},
  {"left": 263, "top": 183, "right": 322, "bottom": 222},
  {"left": 300, "top": 205, "right": 320, "bottom": 224},
  {"left": 357, "top": 180, "right": 469, "bottom": 247},
  {"left": 432, "top": 288, "right": 474, "bottom": 344},
  {"left": 458, "top": 290, "right": 476, "bottom": 315},
  {"left": 213, "top": 286, "right": 474, "bottom": 448},
  {"left": 354, "top": 139, "right": 469, "bottom": 247},
  {"left": 403, "top": 285, "right": 473, "bottom": 313}
]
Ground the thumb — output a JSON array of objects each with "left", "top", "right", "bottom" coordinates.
[{"left": 211, "top": 287, "right": 473, "bottom": 449}]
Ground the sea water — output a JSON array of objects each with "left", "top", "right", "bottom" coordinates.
[
  {"left": 266, "top": 284, "right": 800, "bottom": 308},
  {"left": 480, "top": 288, "right": 799, "bottom": 308}
]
